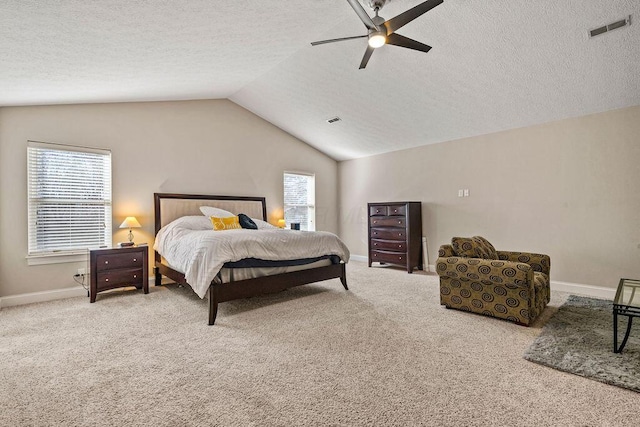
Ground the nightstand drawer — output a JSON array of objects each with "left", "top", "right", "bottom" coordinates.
[
  {"left": 96, "top": 251, "right": 144, "bottom": 270},
  {"left": 97, "top": 268, "right": 143, "bottom": 290},
  {"left": 371, "top": 250, "right": 407, "bottom": 265},
  {"left": 370, "top": 216, "right": 406, "bottom": 228},
  {"left": 370, "top": 228, "right": 406, "bottom": 241},
  {"left": 371, "top": 239, "right": 407, "bottom": 252}
]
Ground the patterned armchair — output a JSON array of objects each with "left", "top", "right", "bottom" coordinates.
[{"left": 436, "top": 236, "right": 550, "bottom": 326}]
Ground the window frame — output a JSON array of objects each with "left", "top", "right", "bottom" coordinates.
[
  {"left": 283, "top": 171, "right": 316, "bottom": 231},
  {"left": 26, "top": 140, "right": 112, "bottom": 265}
]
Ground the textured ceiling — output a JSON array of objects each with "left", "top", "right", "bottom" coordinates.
[{"left": 1, "top": 0, "right": 639, "bottom": 160}]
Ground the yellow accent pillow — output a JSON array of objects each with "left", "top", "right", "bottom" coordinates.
[{"left": 210, "top": 216, "right": 242, "bottom": 231}]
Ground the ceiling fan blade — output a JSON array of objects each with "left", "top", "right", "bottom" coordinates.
[
  {"left": 346, "top": 0, "right": 379, "bottom": 31},
  {"left": 386, "top": 33, "right": 432, "bottom": 53},
  {"left": 311, "top": 34, "right": 368, "bottom": 46},
  {"left": 383, "top": 0, "right": 443, "bottom": 34},
  {"left": 359, "top": 45, "right": 375, "bottom": 69}
]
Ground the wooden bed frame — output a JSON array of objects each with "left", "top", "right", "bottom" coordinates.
[{"left": 153, "top": 193, "right": 348, "bottom": 325}]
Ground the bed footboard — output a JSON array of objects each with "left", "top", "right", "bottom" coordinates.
[{"left": 207, "top": 262, "right": 347, "bottom": 325}]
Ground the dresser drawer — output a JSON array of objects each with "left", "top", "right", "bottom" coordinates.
[
  {"left": 371, "top": 250, "right": 407, "bottom": 265},
  {"left": 370, "top": 216, "right": 406, "bottom": 228},
  {"left": 96, "top": 251, "right": 144, "bottom": 270},
  {"left": 371, "top": 239, "right": 407, "bottom": 252},
  {"left": 369, "top": 206, "right": 387, "bottom": 216},
  {"left": 97, "top": 268, "right": 143, "bottom": 290},
  {"left": 370, "top": 228, "right": 406, "bottom": 241},
  {"left": 387, "top": 205, "right": 406, "bottom": 216}
]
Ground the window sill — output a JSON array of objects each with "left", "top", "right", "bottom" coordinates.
[{"left": 26, "top": 251, "right": 89, "bottom": 266}]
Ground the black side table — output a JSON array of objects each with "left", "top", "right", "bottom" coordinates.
[{"left": 613, "top": 278, "right": 640, "bottom": 353}]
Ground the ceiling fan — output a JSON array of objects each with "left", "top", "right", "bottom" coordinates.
[{"left": 311, "top": 0, "right": 443, "bottom": 69}]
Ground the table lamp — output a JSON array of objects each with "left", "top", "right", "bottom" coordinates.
[{"left": 119, "top": 216, "right": 141, "bottom": 247}]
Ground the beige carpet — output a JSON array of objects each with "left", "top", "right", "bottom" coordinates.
[{"left": 1, "top": 261, "right": 639, "bottom": 426}]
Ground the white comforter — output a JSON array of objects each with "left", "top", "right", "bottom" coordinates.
[{"left": 154, "top": 216, "right": 350, "bottom": 298}]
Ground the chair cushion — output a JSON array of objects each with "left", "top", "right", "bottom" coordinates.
[{"left": 451, "top": 236, "right": 498, "bottom": 259}]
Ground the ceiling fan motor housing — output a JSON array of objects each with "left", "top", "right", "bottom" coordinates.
[{"left": 372, "top": 15, "right": 387, "bottom": 32}]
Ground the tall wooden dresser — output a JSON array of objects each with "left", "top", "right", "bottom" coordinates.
[{"left": 368, "top": 201, "right": 423, "bottom": 273}]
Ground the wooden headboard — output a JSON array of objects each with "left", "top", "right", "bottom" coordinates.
[{"left": 153, "top": 193, "right": 267, "bottom": 236}]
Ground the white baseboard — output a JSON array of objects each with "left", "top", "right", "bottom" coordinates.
[
  {"left": 1, "top": 271, "right": 616, "bottom": 310},
  {"left": 352, "top": 254, "right": 615, "bottom": 299},
  {"left": 350, "top": 254, "right": 436, "bottom": 273},
  {"left": 0, "top": 278, "right": 168, "bottom": 309},
  {"left": 550, "top": 280, "right": 616, "bottom": 299},
  {"left": 0, "top": 286, "right": 88, "bottom": 309}
]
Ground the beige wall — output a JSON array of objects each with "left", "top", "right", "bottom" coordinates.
[
  {"left": 339, "top": 106, "right": 640, "bottom": 289},
  {"left": 0, "top": 99, "right": 338, "bottom": 298}
]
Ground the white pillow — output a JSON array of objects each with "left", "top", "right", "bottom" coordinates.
[
  {"left": 199, "top": 206, "right": 235, "bottom": 218},
  {"left": 251, "top": 218, "right": 277, "bottom": 230},
  {"left": 171, "top": 215, "right": 213, "bottom": 230}
]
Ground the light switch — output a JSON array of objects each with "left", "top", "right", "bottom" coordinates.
[{"left": 464, "top": 189, "right": 469, "bottom": 197}]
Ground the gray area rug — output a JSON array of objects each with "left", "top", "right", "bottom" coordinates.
[{"left": 524, "top": 295, "right": 640, "bottom": 393}]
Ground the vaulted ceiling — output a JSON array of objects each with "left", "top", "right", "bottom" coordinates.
[{"left": 1, "top": 0, "right": 638, "bottom": 160}]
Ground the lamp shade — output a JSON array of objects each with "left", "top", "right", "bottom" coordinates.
[
  {"left": 277, "top": 219, "right": 286, "bottom": 228},
  {"left": 119, "top": 216, "right": 141, "bottom": 229}
]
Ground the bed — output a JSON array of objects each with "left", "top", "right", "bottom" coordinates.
[{"left": 153, "top": 193, "right": 349, "bottom": 325}]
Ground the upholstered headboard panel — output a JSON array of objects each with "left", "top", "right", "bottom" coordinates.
[{"left": 154, "top": 193, "right": 267, "bottom": 235}]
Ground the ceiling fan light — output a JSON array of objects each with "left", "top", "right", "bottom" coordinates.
[{"left": 368, "top": 32, "right": 386, "bottom": 48}]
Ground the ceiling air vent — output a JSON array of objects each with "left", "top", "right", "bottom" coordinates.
[
  {"left": 326, "top": 116, "right": 342, "bottom": 124},
  {"left": 589, "top": 15, "right": 631, "bottom": 38}
]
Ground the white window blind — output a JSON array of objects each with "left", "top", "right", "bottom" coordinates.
[
  {"left": 27, "top": 141, "right": 112, "bottom": 255},
  {"left": 284, "top": 172, "right": 315, "bottom": 231}
]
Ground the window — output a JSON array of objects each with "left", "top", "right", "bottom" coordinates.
[
  {"left": 27, "top": 141, "right": 112, "bottom": 258},
  {"left": 284, "top": 172, "right": 315, "bottom": 231}
]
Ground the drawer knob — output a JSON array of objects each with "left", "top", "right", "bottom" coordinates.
[
  {"left": 399, "top": 233, "right": 403, "bottom": 237},
  {"left": 398, "top": 245, "right": 402, "bottom": 248},
  {"left": 373, "top": 221, "right": 377, "bottom": 224},
  {"left": 105, "top": 278, "right": 109, "bottom": 282},
  {"left": 394, "top": 209, "right": 398, "bottom": 212},
  {"left": 399, "top": 257, "right": 402, "bottom": 260},
  {"left": 374, "top": 243, "right": 377, "bottom": 246},
  {"left": 133, "top": 258, "right": 137, "bottom": 262},
  {"left": 398, "top": 220, "right": 401, "bottom": 224},
  {"left": 105, "top": 261, "right": 108, "bottom": 264},
  {"left": 374, "top": 254, "right": 377, "bottom": 257},
  {"left": 133, "top": 275, "right": 137, "bottom": 278}
]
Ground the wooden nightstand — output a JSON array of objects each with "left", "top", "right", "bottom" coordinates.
[{"left": 89, "top": 245, "right": 148, "bottom": 302}]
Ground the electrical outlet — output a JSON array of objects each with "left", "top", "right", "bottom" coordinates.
[
  {"left": 458, "top": 189, "right": 464, "bottom": 197},
  {"left": 77, "top": 268, "right": 86, "bottom": 275}
]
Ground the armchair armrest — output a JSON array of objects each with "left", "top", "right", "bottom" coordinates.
[
  {"left": 497, "top": 251, "right": 550, "bottom": 276},
  {"left": 436, "top": 256, "right": 533, "bottom": 288}
]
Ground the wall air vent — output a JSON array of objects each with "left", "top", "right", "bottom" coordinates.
[
  {"left": 589, "top": 15, "right": 631, "bottom": 38},
  {"left": 326, "top": 116, "right": 342, "bottom": 124}
]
